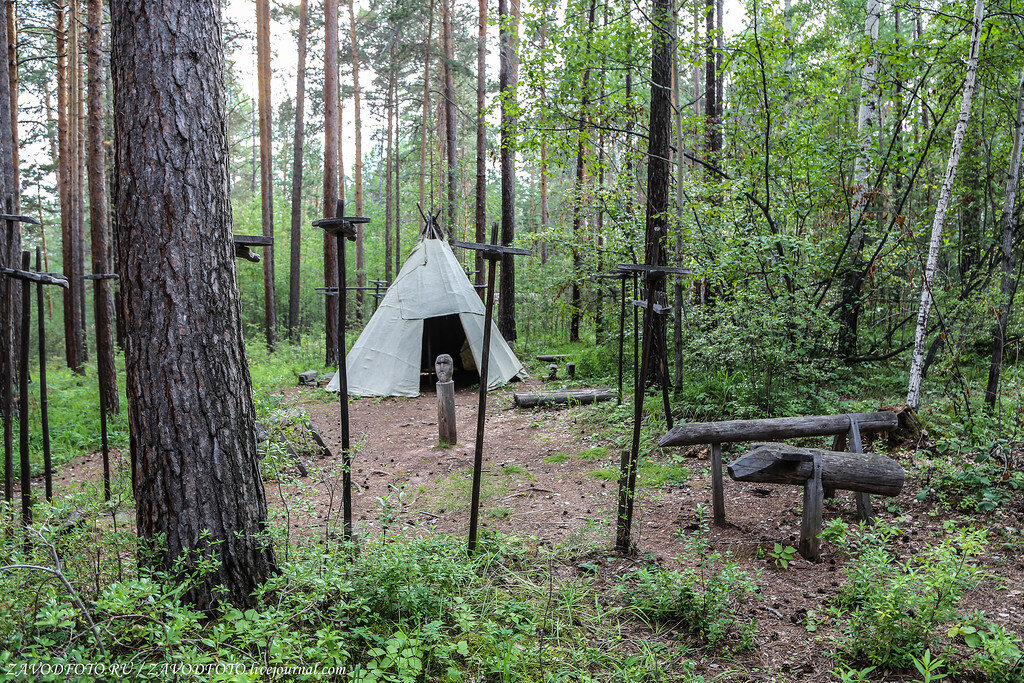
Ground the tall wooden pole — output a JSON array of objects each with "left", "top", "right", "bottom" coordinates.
[
  {"left": 287, "top": 0, "right": 308, "bottom": 340},
  {"left": 257, "top": 0, "right": 277, "bottom": 350}
]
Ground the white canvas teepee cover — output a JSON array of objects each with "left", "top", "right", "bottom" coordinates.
[{"left": 327, "top": 238, "right": 525, "bottom": 397}]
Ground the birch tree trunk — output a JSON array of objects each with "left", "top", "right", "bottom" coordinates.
[
  {"left": 256, "top": 0, "right": 277, "bottom": 350},
  {"left": 110, "top": 0, "right": 277, "bottom": 610},
  {"left": 906, "top": 0, "right": 985, "bottom": 409},
  {"left": 984, "top": 66, "right": 1024, "bottom": 407},
  {"left": 538, "top": 18, "right": 549, "bottom": 265},
  {"left": 287, "top": 0, "right": 308, "bottom": 341}
]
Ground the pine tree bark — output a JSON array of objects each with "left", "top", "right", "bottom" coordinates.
[
  {"left": 110, "top": 0, "right": 277, "bottom": 610},
  {"left": 441, "top": 0, "right": 457, "bottom": 236},
  {"left": 72, "top": 0, "right": 87, "bottom": 358},
  {"left": 385, "top": 72, "right": 394, "bottom": 284},
  {"left": 287, "top": 0, "right": 308, "bottom": 341},
  {"left": 348, "top": 0, "right": 365, "bottom": 315},
  {"left": 86, "top": 0, "right": 118, "bottom": 414},
  {"left": 538, "top": 18, "right": 548, "bottom": 265},
  {"left": 984, "top": 67, "right": 1024, "bottom": 407},
  {"left": 6, "top": 0, "right": 17, "bottom": 206},
  {"left": 906, "top": 0, "right": 984, "bottom": 409},
  {"left": 57, "top": 0, "right": 83, "bottom": 373},
  {"left": 349, "top": 0, "right": 364, "bottom": 287},
  {"left": 474, "top": 0, "right": 487, "bottom": 295},
  {"left": 418, "top": 0, "right": 434, "bottom": 234},
  {"left": 0, "top": 0, "right": 18, "bottom": 506},
  {"left": 324, "top": 0, "right": 339, "bottom": 366},
  {"left": 257, "top": 0, "right": 277, "bottom": 350},
  {"left": 497, "top": 0, "right": 519, "bottom": 341}
]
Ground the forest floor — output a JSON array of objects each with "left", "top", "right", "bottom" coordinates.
[{"left": 49, "top": 377, "right": 1024, "bottom": 681}]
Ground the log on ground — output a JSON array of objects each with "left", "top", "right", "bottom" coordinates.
[
  {"left": 513, "top": 388, "right": 614, "bottom": 408},
  {"left": 659, "top": 411, "right": 898, "bottom": 447},
  {"left": 727, "top": 442, "right": 904, "bottom": 497}
]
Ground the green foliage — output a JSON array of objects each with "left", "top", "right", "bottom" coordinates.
[
  {"left": 829, "top": 521, "right": 991, "bottom": 671},
  {"left": 619, "top": 518, "right": 759, "bottom": 650},
  {"left": 767, "top": 543, "right": 798, "bottom": 570},
  {"left": 917, "top": 442, "right": 1024, "bottom": 513}
]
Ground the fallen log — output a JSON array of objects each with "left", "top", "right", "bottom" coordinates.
[
  {"left": 513, "top": 388, "right": 615, "bottom": 408},
  {"left": 659, "top": 411, "right": 898, "bottom": 447},
  {"left": 727, "top": 443, "right": 904, "bottom": 497},
  {"left": 535, "top": 354, "right": 568, "bottom": 362}
]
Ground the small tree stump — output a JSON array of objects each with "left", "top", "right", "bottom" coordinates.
[
  {"left": 547, "top": 364, "right": 558, "bottom": 380},
  {"left": 436, "top": 355, "right": 457, "bottom": 446},
  {"left": 566, "top": 362, "right": 576, "bottom": 378}
]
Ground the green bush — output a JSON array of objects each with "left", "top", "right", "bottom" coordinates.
[{"left": 619, "top": 516, "right": 759, "bottom": 650}]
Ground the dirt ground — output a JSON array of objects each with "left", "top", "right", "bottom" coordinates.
[{"left": 49, "top": 377, "right": 1024, "bottom": 680}]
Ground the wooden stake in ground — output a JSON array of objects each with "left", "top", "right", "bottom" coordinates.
[
  {"left": 314, "top": 199, "right": 368, "bottom": 540},
  {"left": 453, "top": 224, "right": 531, "bottom": 554},
  {"left": 1, "top": 213, "right": 38, "bottom": 507},
  {"left": 34, "top": 248, "right": 54, "bottom": 501},
  {"left": 83, "top": 273, "right": 119, "bottom": 501},
  {"left": 906, "top": 0, "right": 985, "bottom": 408},
  {"left": 435, "top": 354, "right": 456, "bottom": 445},
  {"left": 2, "top": 252, "right": 68, "bottom": 524}
]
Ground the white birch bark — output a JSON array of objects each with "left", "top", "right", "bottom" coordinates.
[
  {"left": 906, "top": 0, "right": 986, "bottom": 408},
  {"left": 851, "top": 0, "right": 881, "bottom": 221}
]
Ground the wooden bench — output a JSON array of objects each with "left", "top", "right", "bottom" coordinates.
[{"left": 728, "top": 442, "right": 904, "bottom": 560}]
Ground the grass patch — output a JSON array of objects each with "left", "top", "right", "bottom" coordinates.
[
  {"left": 487, "top": 506, "right": 514, "bottom": 519},
  {"left": 579, "top": 446, "right": 610, "bottom": 461},
  {"left": 501, "top": 463, "right": 527, "bottom": 476},
  {"left": 639, "top": 459, "right": 692, "bottom": 487},
  {"left": 586, "top": 468, "right": 619, "bottom": 481},
  {"left": 544, "top": 452, "right": 571, "bottom": 463}
]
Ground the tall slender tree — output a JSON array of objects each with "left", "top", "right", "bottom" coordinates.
[
  {"left": 110, "top": 0, "right": 277, "bottom": 610},
  {"left": 497, "top": 0, "right": 520, "bottom": 340},
  {"left": 474, "top": 0, "right": 487, "bottom": 294},
  {"left": 288, "top": 0, "right": 309, "bottom": 341},
  {"left": 86, "top": 0, "right": 118, "bottom": 413},
  {"left": 906, "top": 0, "right": 985, "bottom": 409},
  {"left": 324, "top": 0, "right": 340, "bottom": 365},
  {"left": 349, "top": 0, "right": 365, "bottom": 310},
  {"left": 256, "top": 0, "right": 277, "bottom": 350},
  {"left": 418, "top": 0, "right": 434, "bottom": 232},
  {"left": 984, "top": 67, "right": 1024, "bottom": 407},
  {"left": 440, "top": 0, "right": 457, "bottom": 235}
]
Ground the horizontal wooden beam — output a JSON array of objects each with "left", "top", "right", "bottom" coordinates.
[
  {"left": 513, "top": 388, "right": 614, "bottom": 408},
  {"left": 727, "top": 442, "right": 904, "bottom": 496},
  {"left": 659, "top": 411, "right": 898, "bottom": 447}
]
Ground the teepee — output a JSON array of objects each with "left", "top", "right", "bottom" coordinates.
[{"left": 327, "top": 219, "right": 525, "bottom": 397}]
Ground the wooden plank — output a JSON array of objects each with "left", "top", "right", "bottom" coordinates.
[
  {"left": 798, "top": 451, "right": 823, "bottom": 561},
  {"left": 711, "top": 442, "right": 725, "bottom": 526},
  {"left": 849, "top": 417, "right": 874, "bottom": 524},
  {"left": 513, "top": 388, "right": 614, "bottom": 408},
  {"left": 727, "top": 443, "right": 904, "bottom": 496},
  {"left": 659, "top": 411, "right": 898, "bottom": 447}
]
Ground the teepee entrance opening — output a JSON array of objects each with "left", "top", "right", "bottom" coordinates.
[{"left": 420, "top": 314, "right": 479, "bottom": 388}]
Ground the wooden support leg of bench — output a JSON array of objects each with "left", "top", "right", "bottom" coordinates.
[
  {"left": 799, "top": 451, "right": 823, "bottom": 561},
  {"left": 856, "top": 492, "right": 873, "bottom": 524},
  {"left": 848, "top": 416, "right": 874, "bottom": 525},
  {"left": 711, "top": 443, "right": 725, "bottom": 526}
]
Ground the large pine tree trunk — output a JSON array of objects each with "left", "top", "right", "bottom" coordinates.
[
  {"left": 906, "top": 0, "right": 985, "bottom": 409},
  {"left": 57, "top": 1, "right": 83, "bottom": 373},
  {"left": 256, "top": 0, "right": 277, "bottom": 350},
  {"left": 110, "top": 0, "right": 276, "bottom": 610},
  {"left": 287, "top": 0, "right": 308, "bottom": 341},
  {"left": 984, "top": 67, "right": 1024, "bottom": 407},
  {"left": 0, "top": 0, "right": 22, "bottom": 501},
  {"left": 324, "top": 0, "right": 339, "bottom": 366},
  {"left": 5, "top": 0, "right": 16, "bottom": 205},
  {"left": 474, "top": 0, "right": 486, "bottom": 295},
  {"left": 497, "top": 0, "right": 519, "bottom": 341},
  {"left": 538, "top": 19, "right": 548, "bottom": 265},
  {"left": 86, "top": 0, "right": 118, "bottom": 414},
  {"left": 72, "top": 0, "right": 87, "bottom": 359},
  {"left": 385, "top": 72, "right": 394, "bottom": 284}
]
